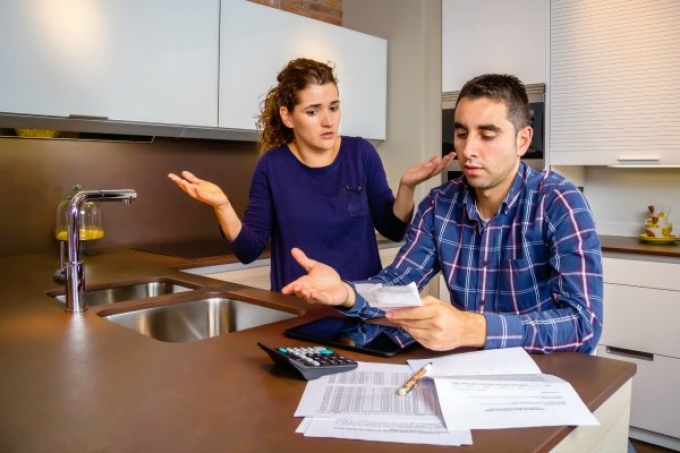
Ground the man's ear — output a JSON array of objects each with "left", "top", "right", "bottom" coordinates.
[
  {"left": 280, "top": 106, "right": 294, "bottom": 129},
  {"left": 516, "top": 126, "right": 533, "bottom": 157}
]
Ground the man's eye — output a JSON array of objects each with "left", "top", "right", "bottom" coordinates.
[
  {"left": 330, "top": 105, "right": 340, "bottom": 112},
  {"left": 455, "top": 132, "right": 467, "bottom": 139},
  {"left": 481, "top": 134, "right": 495, "bottom": 140}
]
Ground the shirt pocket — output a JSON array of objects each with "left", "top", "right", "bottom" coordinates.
[{"left": 345, "top": 184, "right": 369, "bottom": 218}]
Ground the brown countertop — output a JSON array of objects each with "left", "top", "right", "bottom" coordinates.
[
  {"left": 600, "top": 234, "right": 680, "bottom": 258},
  {"left": 0, "top": 245, "right": 635, "bottom": 452}
]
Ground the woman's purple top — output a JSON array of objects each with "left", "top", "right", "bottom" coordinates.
[{"left": 230, "top": 136, "right": 408, "bottom": 291}]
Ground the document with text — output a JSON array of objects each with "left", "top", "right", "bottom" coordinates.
[{"left": 294, "top": 361, "right": 472, "bottom": 446}]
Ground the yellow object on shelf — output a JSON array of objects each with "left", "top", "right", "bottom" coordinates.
[
  {"left": 55, "top": 228, "right": 106, "bottom": 242},
  {"left": 15, "top": 128, "right": 60, "bottom": 138}
]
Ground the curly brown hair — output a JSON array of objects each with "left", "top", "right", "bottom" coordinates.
[{"left": 256, "top": 58, "right": 339, "bottom": 153}]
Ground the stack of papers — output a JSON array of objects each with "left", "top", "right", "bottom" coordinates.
[{"left": 293, "top": 348, "right": 599, "bottom": 446}]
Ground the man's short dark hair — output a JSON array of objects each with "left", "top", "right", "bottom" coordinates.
[{"left": 455, "top": 74, "right": 531, "bottom": 133}]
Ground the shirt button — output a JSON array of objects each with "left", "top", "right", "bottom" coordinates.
[{"left": 482, "top": 261, "right": 489, "bottom": 267}]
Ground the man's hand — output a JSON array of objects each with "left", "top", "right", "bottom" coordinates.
[
  {"left": 385, "top": 296, "right": 487, "bottom": 351},
  {"left": 281, "top": 248, "right": 356, "bottom": 308}
]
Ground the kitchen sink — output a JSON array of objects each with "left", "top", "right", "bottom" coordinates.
[
  {"left": 101, "top": 297, "right": 298, "bottom": 342},
  {"left": 48, "top": 278, "right": 199, "bottom": 306}
]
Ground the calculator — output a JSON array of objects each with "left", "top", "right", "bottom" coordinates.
[{"left": 257, "top": 342, "right": 358, "bottom": 380}]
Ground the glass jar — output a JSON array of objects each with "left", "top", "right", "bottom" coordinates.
[{"left": 55, "top": 184, "right": 105, "bottom": 242}]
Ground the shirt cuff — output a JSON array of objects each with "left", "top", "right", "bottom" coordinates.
[{"left": 483, "top": 313, "right": 525, "bottom": 350}]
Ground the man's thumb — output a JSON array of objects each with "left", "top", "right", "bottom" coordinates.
[{"left": 291, "top": 247, "right": 315, "bottom": 273}]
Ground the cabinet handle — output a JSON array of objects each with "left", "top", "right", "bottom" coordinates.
[{"left": 605, "top": 346, "right": 654, "bottom": 361}]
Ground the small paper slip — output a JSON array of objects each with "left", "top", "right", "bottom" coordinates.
[{"left": 354, "top": 282, "right": 422, "bottom": 312}]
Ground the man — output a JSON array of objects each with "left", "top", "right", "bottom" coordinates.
[{"left": 282, "top": 74, "right": 603, "bottom": 354}]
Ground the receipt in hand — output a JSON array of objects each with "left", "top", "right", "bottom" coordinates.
[{"left": 354, "top": 282, "right": 422, "bottom": 312}]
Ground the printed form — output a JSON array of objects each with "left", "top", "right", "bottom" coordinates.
[{"left": 294, "top": 361, "right": 472, "bottom": 446}]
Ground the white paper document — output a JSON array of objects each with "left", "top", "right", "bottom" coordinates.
[
  {"left": 408, "top": 348, "right": 598, "bottom": 430},
  {"left": 294, "top": 361, "right": 472, "bottom": 446},
  {"left": 298, "top": 417, "right": 472, "bottom": 446},
  {"left": 434, "top": 373, "right": 600, "bottom": 430},
  {"left": 408, "top": 347, "right": 542, "bottom": 377},
  {"left": 354, "top": 282, "right": 422, "bottom": 312}
]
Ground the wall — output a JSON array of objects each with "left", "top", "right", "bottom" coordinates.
[
  {"left": 343, "top": 0, "right": 443, "bottom": 203},
  {"left": 247, "top": 0, "right": 342, "bottom": 25},
  {"left": 0, "top": 137, "right": 259, "bottom": 257},
  {"left": 583, "top": 167, "right": 680, "bottom": 237}
]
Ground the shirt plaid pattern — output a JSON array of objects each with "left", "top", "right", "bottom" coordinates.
[{"left": 344, "top": 163, "right": 603, "bottom": 354}]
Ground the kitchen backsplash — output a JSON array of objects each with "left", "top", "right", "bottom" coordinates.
[{"left": 0, "top": 137, "right": 259, "bottom": 257}]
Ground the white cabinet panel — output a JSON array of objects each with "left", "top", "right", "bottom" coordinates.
[
  {"left": 600, "top": 255, "right": 680, "bottom": 445},
  {"left": 206, "top": 265, "right": 271, "bottom": 291},
  {"left": 602, "top": 283, "right": 680, "bottom": 359},
  {"left": 220, "top": 0, "right": 386, "bottom": 139},
  {"left": 550, "top": 0, "right": 680, "bottom": 166},
  {"left": 598, "top": 346, "right": 680, "bottom": 439},
  {"left": 0, "top": 0, "right": 219, "bottom": 127},
  {"left": 442, "top": 0, "right": 546, "bottom": 92}
]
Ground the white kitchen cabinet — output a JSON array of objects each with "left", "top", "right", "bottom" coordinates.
[
  {"left": 201, "top": 260, "right": 272, "bottom": 291},
  {"left": 550, "top": 0, "right": 680, "bottom": 166},
  {"left": 219, "top": 0, "right": 387, "bottom": 140},
  {"left": 0, "top": 0, "right": 219, "bottom": 127},
  {"left": 441, "top": 0, "right": 546, "bottom": 92},
  {"left": 599, "top": 256, "right": 680, "bottom": 449}
]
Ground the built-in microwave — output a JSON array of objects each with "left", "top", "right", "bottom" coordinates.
[{"left": 441, "top": 83, "right": 545, "bottom": 181}]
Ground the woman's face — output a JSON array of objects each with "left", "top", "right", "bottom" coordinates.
[{"left": 279, "top": 82, "right": 341, "bottom": 153}]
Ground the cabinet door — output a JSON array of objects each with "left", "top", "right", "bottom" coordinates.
[
  {"left": 442, "top": 0, "right": 546, "bottom": 92},
  {"left": 598, "top": 346, "right": 680, "bottom": 439},
  {"left": 219, "top": 0, "right": 387, "bottom": 139},
  {"left": 550, "top": 0, "right": 680, "bottom": 165},
  {"left": 206, "top": 265, "right": 271, "bottom": 291},
  {"left": 0, "top": 0, "right": 219, "bottom": 127}
]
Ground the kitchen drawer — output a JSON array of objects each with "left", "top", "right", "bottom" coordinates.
[
  {"left": 598, "top": 345, "right": 680, "bottom": 439},
  {"left": 603, "top": 257, "right": 680, "bottom": 291},
  {"left": 601, "top": 284, "right": 680, "bottom": 359}
]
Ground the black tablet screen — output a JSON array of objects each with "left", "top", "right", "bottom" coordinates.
[{"left": 283, "top": 316, "right": 417, "bottom": 357}]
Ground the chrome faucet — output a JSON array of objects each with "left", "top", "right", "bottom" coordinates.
[{"left": 54, "top": 189, "right": 137, "bottom": 313}]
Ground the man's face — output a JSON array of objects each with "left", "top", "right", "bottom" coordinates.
[{"left": 453, "top": 97, "right": 533, "bottom": 199}]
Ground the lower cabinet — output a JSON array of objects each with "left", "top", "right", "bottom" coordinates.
[
  {"left": 204, "top": 261, "right": 271, "bottom": 291},
  {"left": 600, "top": 256, "right": 680, "bottom": 447}
]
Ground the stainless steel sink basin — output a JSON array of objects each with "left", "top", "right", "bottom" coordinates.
[
  {"left": 102, "top": 297, "right": 297, "bottom": 342},
  {"left": 49, "top": 278, "right": 199, "bottom": 306}
]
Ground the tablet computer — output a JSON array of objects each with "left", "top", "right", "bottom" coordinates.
[{"left": 283, "top": 316, "right": 417, "bottom": 357}]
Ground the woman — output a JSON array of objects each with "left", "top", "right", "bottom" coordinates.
[{"left": 169, "top": 58, "right": 452, "bottom": 291}]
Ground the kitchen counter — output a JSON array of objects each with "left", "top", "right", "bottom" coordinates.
[
  {"left": 0, "top": 245, "right": 636, "bottom": 452},
  {"left": 600, "top": 235, "right": 680, "bottom": 258}
]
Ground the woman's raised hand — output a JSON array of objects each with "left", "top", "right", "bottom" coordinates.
[{"left": 168, "top": 171, "right": 230, "bottom": 209}]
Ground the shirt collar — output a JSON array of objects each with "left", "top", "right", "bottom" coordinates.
[{"left": 462, "top": 161, "right": 531, "bottom": 217}]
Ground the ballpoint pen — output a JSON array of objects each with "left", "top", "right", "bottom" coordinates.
[{"left": 398, "top": 362, "right": 432, "bottom": 396}]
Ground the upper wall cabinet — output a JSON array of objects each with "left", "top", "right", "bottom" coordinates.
[
  {"left": 220, "top": 0, "right": 387, "bottom": 140},
  {"left": 550, "top": 0, "right": 680, "bottom": 166},
  {"left": 0, "top": 0, "right": 219, "bottom": 127},
  {"left": 442, "top": 0, "right": 546, "bottom": 92}
]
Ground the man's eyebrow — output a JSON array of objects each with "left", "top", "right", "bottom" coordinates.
[
  {"left": 453, "top": 122, "right": 502, "bottom": 133},
  {"left": 479, "top": 124, "right": 502, "bottom": 132}
]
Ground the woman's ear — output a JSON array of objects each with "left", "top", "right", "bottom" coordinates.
[
  {"left": 279, "top": 106, "right": 294, "bottom": 129},
  {"left": 516, "top": 126, "right": 533, "bottom": 157}
]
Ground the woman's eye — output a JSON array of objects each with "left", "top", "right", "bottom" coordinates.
[
  {"left": 330, "top": 105, "right": 340, "bottom": 112},
  {"left": 306, "top": 109, "right": 318, "bottom": 116}
]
